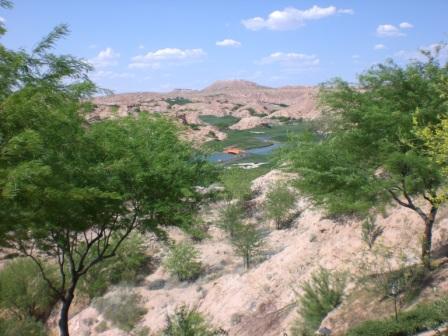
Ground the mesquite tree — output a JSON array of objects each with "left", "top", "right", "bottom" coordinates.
[
  {"left": 0, "top": 17, "right": 213, "bottom": 336},
  {"left": 284, "top": 51, "right": 448, "bottom": 269}
]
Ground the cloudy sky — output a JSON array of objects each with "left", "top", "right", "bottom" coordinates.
[{"left": 1, "top": 1, "right": 447, "bottom": 92}]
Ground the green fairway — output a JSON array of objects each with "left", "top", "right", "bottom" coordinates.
[{"left": 199, "top": 115, "right": 241, "bottom": 130}]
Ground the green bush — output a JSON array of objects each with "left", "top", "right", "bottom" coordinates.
[
  {"left": 220, "top": 168, "right": 253, "bottom": 201},
  {"left": 162, "top": 305, "right": 223, "bottom": 336},
  {"left": 218, "top": 202, "right": 244, "bottom": 237},
  {"left": 183, "top": 217, "right": 210, "bottom": 242},
  {"left": 164, "top": 97, "right": 193, "bottom": 107},
  {"left": 93, "top": 288, "right": 147, "bottom": 332},
  {"left": 361, "top": 216, "right": 384, "bottom": 249},
  {"left": 292, "top": 268, "right": 346, "bottom": 334},
  {"left": 0, "top": 258, "right": 58, "bottom": 321},
  {"left": 231, "top": 224, "right": 265, "bottom": 269},
  {"left": 346, "top": 297, "right": 448, "bottom": 336},
  {"left": 164, "top": 242, "right": 202, "bottom": 281},
  {"left": 264, "top": 182, "right": 296, "bottom": 229},
  {"left": 0, "top": 317, "right": 47, "bottom": 336},
  {"left": 78, "top": 233, "right": 148, "bottom": 298}
]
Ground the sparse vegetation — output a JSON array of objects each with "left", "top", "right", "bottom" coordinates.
[
  {"left": 199, "top": 115, "right": 240, "bottom": 130},
  {"left": 165, "top": 97, "right": 193, "bottom": 107},
  {"left": 361, "top": 216, "right": 384, "bottom": 250},
  {"left": 0, "top": 317, "right": 47, "bottom": 336},
  {"left": 264, "top": 182, "right": 296, "bottom": 229},
  {"left": 247, "top": 107, "right": 267, "bottom": 117},
  {"left": 346, "top": 297, "right": 448, "bottom": 336},
  {"left": 95, "top": 321, "right": 109, "bottom": 333},
  {"left": 292, "top": 268, "right": 346, "bottom": 335},
  {"left": 93, "top": 288, "right": 147, "bottom": 332},
  {"left": 231, "top": 224, "right": 265, "bottom": 269},
  {"left": 0, "top": 258, "right": 58, "bottom": 322},
  {"left": 162, "top": 305, "right": 224, "bottom": 336},
  {"left": 164, "top": 242, "right": 203, "bottom": 281},
  {"left": 218, "top": 202, "right": 244, "bottom": 237},
  {"left": 78, "top": 233, "right": 149, "bottom": 298},
  {"left": 357, "top": 246, "right": 427, "bottom": 305},
  {"left": 110, "top": 104, "right": 119, "bottom": 113}
]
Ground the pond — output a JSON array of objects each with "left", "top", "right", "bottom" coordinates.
[{"left": 208, "top": 141, "right": 282, "bottom": 163}]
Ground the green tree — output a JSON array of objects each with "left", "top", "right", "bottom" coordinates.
[
  {"left": 0, "top": 15, "right": 213, "bottom": 336},
  {"left": 284, "top": 52, "right": 448, "bottom": 268},
  {"left": 231, "top": 224, "right": 265, "bottom": 269},
  {"left": 265, "top": 182, "right": 296, "bottom": 229},
  {"left": 164, "top": 242, "right": 203, "bottom": 281},
  {"left": 218, "top": 202, "right": 244, "bottom": 237}
]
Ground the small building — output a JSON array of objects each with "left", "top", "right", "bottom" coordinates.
[{"left": 223, "top": 147, "right": 244, "bottom": 155}]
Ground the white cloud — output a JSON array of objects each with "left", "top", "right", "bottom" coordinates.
[
  {"left": 377, "top": 22, "right": 413, "bottom": 37},
  {"left": 374, "top": 44, "right": 386, "bottom": 50},
  {"left": 0, "top": 17, "right": 5, "bottom": 23},
  {"left": 216, "top": 39, "right": 241, "bottom": 47},
  {"left": 91, "top": 70, "right": 135, "bottom": 80},
  {"left": 399, "top": 22, "right": 414, "bottom": 29},
  {"left": 129, "top": 48, "right": 206, "bottom": 69},
  {"left": 242, "top": 5, "right": 353, "bottom": 31},
  {"left": 376, "top": 24, "right": 404, "bottom": 37},
  {"left": 258, "top": 52, "right": 320, "bottom": 69},
  {"left": 138, "top": 44, "right": 145, "bottom": 50},
  {"left": 89, "top": 47, "right": 120, "bottom": 68},
  {"left": 338, "top": 9, "right": 355, "bottom": 15}
]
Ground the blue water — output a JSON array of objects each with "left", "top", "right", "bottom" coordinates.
[{"left": 208, "top": 142, "right": 282, "bottom": 163}]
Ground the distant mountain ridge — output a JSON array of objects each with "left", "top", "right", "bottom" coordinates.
[{"left": 91, "top": 80, "right": 320, "bottom": 142}]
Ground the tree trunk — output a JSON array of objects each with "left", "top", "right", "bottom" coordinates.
[
  {"left": 58, "top": 286, "right": 76, "bottom": 336},
  {"left": 422, "top": 216, "right": 435, "bottom": 269},
  {"left": 245, "top": 254, "right": 250, "bottom": 270}
]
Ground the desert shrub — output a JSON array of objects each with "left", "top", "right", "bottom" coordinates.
[
  {"left": 0, "top": 258, "right": 58, "bottom": 321},
  {"left": 93, "top": 288, "right": 147, "bottom": 332},
  {"left": 292, "top": 268, "right": 346, "bottom": 334},
  {"left": 361, "top": 216, "right": 384, "bottom": 249},
  {"left": 183, "top": 217, "right": 210, "bottom": 242},
  {"left": 0, "top": 317, "right": 47, "bottom": 336},
  {"left": 231, "top": 224, "right": 265, "bottom": 269},
  {"left": 95, "top": 320, "right": 109, "bottom": 333},
  {"left": 218, "top": 202, "right": 244, "bottom": 237},
  {"left": 165, "top": 97, "right": 193, "bottom": 107},
  {"left": 189, "top": 123, "right": 200, "bottom": 130},
  {"left": 265, "top": 182, "right": 296, "bottom": 229},
  {"left": 220, "top": 168, "right": 253, "bottom": 201},
  {"left": 162, "top": 305, "right": 223, "bottom": 336},
  {"left": 346, "top": 297, "right": 448, "bottom": 336},
  {"left": 164, "top": 242, "right": 202, "bottom": 281},
  {"left": 357, "top": 246, "right": 427, "bottom": 305},
  {"left": 110, "top": 104, "right": 119, "bottom": 113},
  {"left": 78, "top": 233, "right": 149, "bottom": 298},
  {"left": 132, "top": 325, "right": 151, "bottom": 336}
]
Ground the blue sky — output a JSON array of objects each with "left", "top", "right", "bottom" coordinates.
[{"left": 1, "top": 1, "right": 447, "bottom": 93}]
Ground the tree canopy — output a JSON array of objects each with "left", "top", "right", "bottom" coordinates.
[
  {"left": 0, "top": 17, "right": 214, "bottom": 335},
  {"left": 284, "top": 52, "right": 448, "bottom": 267}
]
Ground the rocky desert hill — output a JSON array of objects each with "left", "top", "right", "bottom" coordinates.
[
  {"left": 63, "top": 170, "right": 448, "bottom": 336},
  {"left": 90, "top": 80, "right": 319, "bottom": 143}
]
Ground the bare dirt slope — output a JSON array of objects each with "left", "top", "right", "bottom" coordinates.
[{"left": 66, "top": 170, "right": 448, "bottom": 336}]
